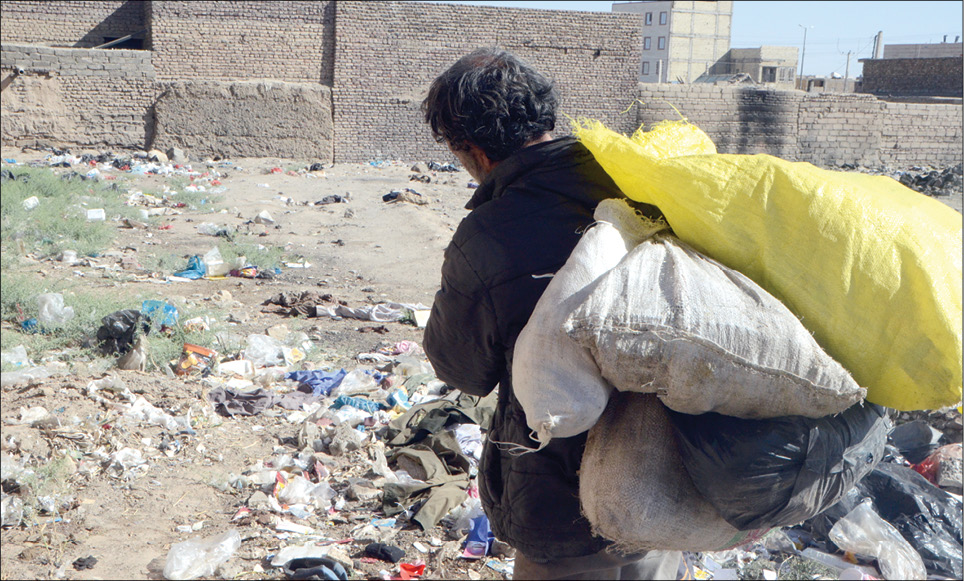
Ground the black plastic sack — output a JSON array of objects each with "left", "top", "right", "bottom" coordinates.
[
  {"left": 96, "top": 309, "right": 147, "bottom": 355},
  {"left": 669, "top": 402, "right": 889, "bottom": 530},
  {"left": 888, "top": 419, "right": 944, "bottom": 464},
  {"left": 803, "top": 462, "right": 963, "bottom": 579}
]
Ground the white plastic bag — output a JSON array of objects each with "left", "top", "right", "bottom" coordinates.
[
  {"left": 37, "top": 293, "right": 75, "bottom": 325},
  {"left": 244, "top": 334, "right": 285, "bottom": 367},
  {"left": 829, "top": 500, "right": 926, "bottom": 580},
  {"left": 163, "top": 528, "right": 241, "bottom": 580}
]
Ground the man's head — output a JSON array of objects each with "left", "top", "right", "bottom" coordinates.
[{"left": 422, "top": 48, "right": 558, "bottom": 178}]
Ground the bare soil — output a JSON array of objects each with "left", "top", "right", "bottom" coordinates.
[{"left": 1, "top": 146, "right": 960, "bottom": 581}]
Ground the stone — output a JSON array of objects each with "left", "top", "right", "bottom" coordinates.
[
  {"left": 266, "top": 324, "right": 289, "bottom": 342},
  {"left": 410, "top": 161, "right": 429, "bottom": 173},
  {"left": 166, "top": 147, "right": 187, "bottom": 163}
]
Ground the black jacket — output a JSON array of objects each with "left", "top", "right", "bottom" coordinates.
[{"left": 423, "top": 136, "right": 636, "bottom": 559}]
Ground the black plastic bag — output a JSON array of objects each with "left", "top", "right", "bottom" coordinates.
[
  {"left": 95, "top": 309, "right": 147, "bottom": 355},
  {"left": 803, "top": 462, "right": 962, "bottom": 579},
  {"left": 669, "top": 402, "right": 889, "bottom": 530},
  {"left": 888, "top": 420, "right": 944, "bottom": 464}
]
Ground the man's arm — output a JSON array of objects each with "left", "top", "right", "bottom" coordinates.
[{"left": 423, "top": 242, "right": 504, "bottom": 397}]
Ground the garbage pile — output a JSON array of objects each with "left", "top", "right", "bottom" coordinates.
[{"left": 838, "top": 162, "right": 963, "bottom": 200}]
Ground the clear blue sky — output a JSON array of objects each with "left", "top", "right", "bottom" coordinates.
[{"left": 421, "top": 1, "right": 963, "bottom": 77}]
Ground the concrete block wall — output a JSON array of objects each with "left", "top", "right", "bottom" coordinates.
[
  {"left": 797, "top": 93, "right": 883, "bottom": 167},
  {"left": 879, "top": 101, "right": 964, "bottom": 167},
  {"left": 148, "top": 1, "right": 335, "bottom": 85},
  {"left": 1, "top": 43, "right": 154, "bottom": 148},
  {"left": 0, "top": 1, "right": 146, "bottom": 48},
  {"left": 332, "top": 1, "right": 642, "bottom": 163},
  {"left": 635, "top": 85, "right": 962, "bottom": 168},
  {"left": 861, "top": 57, "right": 963, "bottom": 98}
]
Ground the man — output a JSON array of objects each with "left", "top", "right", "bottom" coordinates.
[{"left": 421, "top": 48, "right": 680, "bottom": 580}]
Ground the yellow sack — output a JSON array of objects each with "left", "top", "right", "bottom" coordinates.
[{"left": 574, "top": 119, "right": 962, "bottom": 411}]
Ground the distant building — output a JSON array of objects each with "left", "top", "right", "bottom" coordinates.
[
  {"left": 612, "top": 0, "right": 732, "bottom": 83},
  {"left": 796, "top": 75, "right": 859, "bottom": 93},
  {"left": 706, "top": 46, "right": 798, "bottom": 87},
  {"left": 859, "top": 41, "right": 963, "bottom": 98}
]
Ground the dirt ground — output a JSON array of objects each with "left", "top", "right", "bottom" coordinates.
[{"left": 1, "top": 144, "right": 961, "bottom": 581}]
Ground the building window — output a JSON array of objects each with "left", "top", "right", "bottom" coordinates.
[
  {"left": 644, "top": 37, "right": 652, "bottom": 50},
  {"left": 659, "top": 11, "right": 667, "bottom": 25},
  {"left": 762, "top": 67, "right": 777, "bottom": 83},
  {"left": 642, "top": 61, "right": 650, "bottom": 75},
  {"left": 645, "top": 12, "right": 653, "bottom": 25},
  {"left": 657, "top": 37, "right": 666, "bottom": 50}
]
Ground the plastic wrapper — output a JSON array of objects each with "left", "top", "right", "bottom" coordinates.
[
  {"left": 163, "top": 528, "right": 241, "bottom": 580},
  {"left": 830, "top": 500, "right": 926, "bottom": 580},
  {"left": 669, "top": 402, "right": 890, "bottom": 530}
]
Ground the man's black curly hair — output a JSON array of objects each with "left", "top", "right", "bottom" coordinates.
[{"left": 422, "top": 48, "right": 558, "bottom": 162}]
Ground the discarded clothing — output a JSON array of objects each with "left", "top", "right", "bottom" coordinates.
[
  {"left": 383, "top": 439, "right": 471, "bottom": 530},
  {"left": 287, "top": 369, "right": 347, "bottom": 397},
  {"left": 386, "top": 391, "right": 497, "bottom": 446},
  {"left": 208, "top": 387, "right": 279, "bottom": 417}
]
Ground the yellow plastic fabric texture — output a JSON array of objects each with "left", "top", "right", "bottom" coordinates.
[{"left": 574, "top": 118, "right": 963, "bottom": 411}]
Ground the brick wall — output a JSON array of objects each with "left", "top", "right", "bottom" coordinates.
[
  {"left": 331, "top": 1, "right": 642, "bottom": 162},
  {"left": 1, "top": 43, "right": 154, "bottom": 148},
  {"left": 635, "top": 85, "right": 963, "bottom": 167},
  {"left": 0, "top": 1, "right": 146, "bottom": 48},
  {"left": 861, "top": 57, "right": 963, "bottom": 98},
  {"left": 148, "top": 1, "right": 335, "bottom": 84},
  {"left": 879, "top": 101, "right": 964, "bottom": 167}
]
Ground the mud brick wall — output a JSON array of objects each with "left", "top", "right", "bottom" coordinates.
[
  {"left": 635, "top": 85, "right": 963, "bottom": 168},
  {"left": 151, "top": 80, "right": 334, "bottom": 162},
  {"left": 879, "top": 101, "right": 964, "bottom": 167},
  {"left": 0, "top": 44, "right": 154, "bottom": 149},
  {"left": 148, "top": 1, "right": 336, "bottom": 85},
  {"left": 0, "top": 1, "right": 147, "bottom": 48},
  {"left": 332, "top": 1, "right": 642, "bottom": 163},
  {"left": 862, "top": 58, "right": 963, "bottom": 98}
]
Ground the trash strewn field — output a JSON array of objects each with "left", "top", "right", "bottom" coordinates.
[{"left": 1, "top": 146, "right": 961, "bottom": 580}]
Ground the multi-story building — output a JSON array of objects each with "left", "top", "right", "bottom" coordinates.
[
  {"left": 612, "top": 0, "right": 732, "bottom": 83},
  {"left": 710, "top": 46, "right": 798, "bottom": 86}
]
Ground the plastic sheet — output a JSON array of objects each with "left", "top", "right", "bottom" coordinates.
[{"left": 670, "top": 402, "right": 890, "bottom": 530}]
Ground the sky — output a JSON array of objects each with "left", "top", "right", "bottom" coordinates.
[{"left": 421, "top": 1, "right": 963, "bottom": 77}]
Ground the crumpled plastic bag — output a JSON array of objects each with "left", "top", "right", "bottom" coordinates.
[
  {"left": 830, "top": 500, "right": 927, "bottom": 580},
  {"left": 163, "top": 528, "right": 241, "bottom": 580},
  {"left": 574, "top": 118, "right": 962, "bottom": 411}
]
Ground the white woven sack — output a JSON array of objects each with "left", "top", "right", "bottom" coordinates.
[
  {"left": 580, "top": 392, "right": 771, "bottom": 552},
  {"left": 565, "top": 233, "right": 866, "bottom": 419},
  {"left": 512, "top": 199, "right": 666, "bottom": 448}
]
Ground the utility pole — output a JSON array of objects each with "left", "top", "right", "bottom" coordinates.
[
  {"left": 844, "top": 50, "right": 852, "bottom": 82},
  {"left": 798, "top": 24, "right": 813, "bottom": 78}
]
